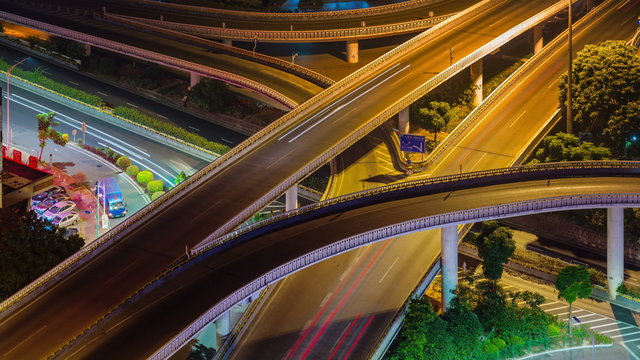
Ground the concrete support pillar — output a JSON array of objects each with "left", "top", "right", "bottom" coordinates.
[
  {"left": 83, "top": 43, "right": 91, "bottom": 56},
  {"left": 285, "top": 185, "right": 298, "bottom": 211},
  {"left": 190, "top": 72, "right": 201, "bottom": 88},
  {"left": 586, "top": 0, "right": 594, "bottom": 10},
  {"left": 230, "top": 302, "right": 247, "bottom": 324},
  {"left": 398, "top": 107, "right": 410, "bottom": 134},
  {"left": 223, "top": 39, "right": 233, "bottom": 46},
  {"left": 470, "top": 59, "right": 483, "bottom": 106},
  {"left": 441, "top": 225, "right": 458, "bottom": 311},
  {"left": 346, "top": 40, "right": 359, "bottom": 64},
  {"left": 215, "top": 311, "right": 231, "bottom": 337},
  {"left": 533, "top": 24, "right": 543, "bottom": 54},
  {"left": 607, "top": 207, "right": 624, "bottom": 300}
]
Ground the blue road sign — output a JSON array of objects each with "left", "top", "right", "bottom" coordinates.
[{"left": 400, "top": 134, "right": 426, "bottom": 153}]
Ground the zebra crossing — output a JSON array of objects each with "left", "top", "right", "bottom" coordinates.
[{"left": 501, "top": 284, "right": 640, "bottom": 359}]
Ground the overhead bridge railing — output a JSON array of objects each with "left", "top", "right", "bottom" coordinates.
[
  {"left": 0, "top": 11, "right": 298, "bottom": 109},
  {"left": 104, "top": 13, "right": 453, "bottom": 42},
  {"left": 108, "top": 0, "right": 449, "bottom": 20},
  {"left": 140, "top": 161, "right": 640, "bottom": 360},
  {"left": 98, "top": 13, "right": 335, "bottom": 87}
]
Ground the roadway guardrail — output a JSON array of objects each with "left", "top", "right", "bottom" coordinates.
[
  {"left": 109, "top": 0, "right": 449, "bottom": 20},
  {"left": 0, "top": 11, "right": 299, "bottom": 109},
  {"left": 107, "top": 13, "right": 453, "bottom": 42}
]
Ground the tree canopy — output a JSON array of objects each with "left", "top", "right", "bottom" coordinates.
[
  {"left": 36, "top": 112, "right": 68, "bottom": 161},
  {"left": 559, "top": 40, "right": 640, "bottom": 138},
  {"left": 419, "top": 101, "right": 453, "bottom": 141},
  {"left": 475, "top": 221, "right": 516, "bottom": 280},
  {"left": 605, "top": 101, "right": 640, "bottom": 158},
  {"left": 0, "top": 209, "right": 84, "bottom": 300},
  {"left": 530, "top": 132, "right": 611, "bottom": 164},
  {"left": 555, "top": 265, "right": 592, "bottom": 305},
  {"left": 189, "top": 78, "right": 232, "bottom": 113}
]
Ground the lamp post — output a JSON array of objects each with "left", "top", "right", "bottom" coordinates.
[
  {"left": 291, "top": 52, "right": 299, "bottom": 64},
  {"left": 5, "top": 56, "right": 30, "bottom": 150},
  {"left": 567, "top": 0, "right": 573, "bottom": 134}
]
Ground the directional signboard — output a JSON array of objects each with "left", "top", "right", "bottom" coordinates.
[{"left": 400, "top": 134, "right": 426, "bottom": 153}]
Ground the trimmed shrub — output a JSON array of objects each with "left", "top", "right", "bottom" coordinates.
[
  {"left": 482, "top": 342, "right": 499, "bottom": 354},
  {"left": 136, "top": 170, "right": 154, "bottom": 184},
  {"left": 62, "top": 133, "right": 69, "bottom": 141},
  {"left": 151, "top": 191, "right": 165, "bottom": 201},
  {"left": 509, "top": 335, "right": 524, "bottom": 346},
  {"left": 125, "top": 165, "right": 139, "bottom": 177},
  {"left": 146, "top": 180, "right": 164, "bottom": 193},
  {"left": 116, "top": 156, "right": 132, "bottom": 169},
  {"left": 491, "top": 337, "right": 506, "bottom": 349},
  {"left": 547, "top": 324, "right": 561, "bottom": 337}
]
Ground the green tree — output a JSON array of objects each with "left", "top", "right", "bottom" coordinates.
[
  {"left": 36, "top": 112, "right": 68, "bottom": 161},
  {"left": 151, "top": 191, "right": 166, "bottom": 201},
  {"left": 554, "top": 265, "right": 592, "bottom": 338},
  {"left": 190, "top": 78, "right": 231, "bottom": 113},
  {"left": 419, "top": 101, "right": 453, "bottom": 142},
  {"left": 559, "top": 40, "right": 640, "bottom": 137},
  {"left": 605, "top": 101, "right": 640, "bottom": 159},
  {"left": 443, "top": 307, "right": 483, "bottom": 358},
  {"left": 476, "top": 222, "right": 515, "bottom": 280},
  {"left": 136, "top": 170, "right": 154, "bottom": 184},
  {"left": 0, "top": 209, "right": 84, "bottom": 300},
  {"left": 146, "top": 179, "right": 164, "bottom": 193},
  {"left": 116, "top": 156, "right": 132, "bottom": 169},
  {"left": 187, "top": 340, "right": 216, "bottom": 360},
  {"left": 174, "top": 171, "right": 188, "bottom": 185},
  {"left": 125, "top": 165, "right": 140, "bottom": 177},
  {"left": 530, "top": 132, "right": 611, "bottom": 164}
]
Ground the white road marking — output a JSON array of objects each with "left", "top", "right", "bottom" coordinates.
[
  {"left": 600, "top": 325, "right": 634, "bottom": 334},
  {"left": 68, "top": 80, "right": 79, "bottom": 85},
  {"left": 508, "top": 110, "right": 526, "bottom": 128},
  {"left": 621, "top": 343, "right": 640, "bottom": 360},
  {"left": 188, "top": 126, "right": 200, "bottom": 132},
  {"left": 611, "top": 330, "right": 640, "bottom": 339},
  {"left": 221, "top": 138, "right": 233, "bottom": 144},
  {"left": 126, "top": 102, "right": 138, "bottom": 108},
  {"left": 97, "top": 91, "right": 109, "bottom": 97},
  {"left": 319, "top": 292, "right": 333, "bottom": 308},
  {"left": 379, "top": 257, "right": 400, "bottom": 283},
  {"left": 156, "top": 114, "right": 168, "bottom": 119}
]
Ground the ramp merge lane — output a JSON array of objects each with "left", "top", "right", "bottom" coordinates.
[{"left": 0, "top": 0, "right": 560, "bottom": 358}]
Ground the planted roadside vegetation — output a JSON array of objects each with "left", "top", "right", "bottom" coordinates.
[{"left": 0, "top": 58, "right": 230, "bottom": 155}]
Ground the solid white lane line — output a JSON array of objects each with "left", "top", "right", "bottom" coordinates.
[
  {"left": 508, "top": 110, "right": 526, "bottom": 128},
  {"left": 68, "top": 80, "right": 79, "bottom": 85},
  {"left": 221, "top": 138, "right": 233, "bottom": 144},
  {"left": 157, "top": 114, "right": 168, "bottom": 119},
  {"left": 288, "top": 64, "right": 411, "bottom": 143},
  {"left": 319, "top": 292, "right": 333, "bottom": 308},
  {"left": 188, "top": 126, "right": 200, "bottom": 132},
  {"left": 97, "top": 91, "right": 109, "bottom": 97},
  {"left": 126, "top": 102, "right": 138, "bottom": 108},
  {"left": 379, "top": 257, "right": 400, "bottom": 283},
  {"left": 469, "top": 152, "right": 488, "bottom": 171},
  {"left": 277, "top": 63, "right": 402, "bottom": 142}
]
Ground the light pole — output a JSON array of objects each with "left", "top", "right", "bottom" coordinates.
[
  {"left": 567, "top": 0, "right": 573, "bottom": 134},
  {"left": 5, "top": 56, "right": 30, "bottom": 150},
  {"left": 291, "top": 52, "right": 299, "bottom": 64}
]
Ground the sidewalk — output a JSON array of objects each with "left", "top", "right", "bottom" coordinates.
[{"left": 521, "top": 344, "right": 632, "bottom": 359}]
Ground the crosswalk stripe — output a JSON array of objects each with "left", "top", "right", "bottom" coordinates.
[
  {"left": 601, "top": 325, "right": 634, "bottom": 334},
  {"left": 621, "top": 343, "right": 640, "bottom": 360},
  {"left": 589, "top": 322, "right": 619, "bottom": 329},
  {"left": 611, "top": 330, "right": 640, "bottom": 339},
  {"left": 544, "top": 306, "right": 567, "bottom": 312}
]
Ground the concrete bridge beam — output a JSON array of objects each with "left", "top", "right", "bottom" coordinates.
[
  {"left": 607, "top": 207, "right": 624, "bottom": 300},
  {"left": 470, "top": 59, "right": 483, "bottom": 107},
  {"left": 441, "top": 225, "right": 458, "bottom": 311},
  {"left": 346, "top": 40, "right": 359, "bottom": 64}
]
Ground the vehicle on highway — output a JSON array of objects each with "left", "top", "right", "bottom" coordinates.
[
  {"left": 96, "top": 177, "right": 127, "bottom": 218},
  {"left": 50, "top": 211, "right": 80, "bottom": 228},
  {"left": 43, "top": 200, "right": 76, "bottom": 220}
]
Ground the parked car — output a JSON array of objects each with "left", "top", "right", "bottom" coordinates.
[
  {"left": 47, "top": 193, "right": 71, "bottom": 203},
  {"left": 50, "top": 211, "right": 80, "bottom": 228},
  {"left": 43, "top": 200, "right": 76, "bottom": 220},
  {"left": 31, "top": 191, "right": 49, "bottom": 205},
  {"left": 33, "top": 198, "right": 58, "bottom": 215},
  {"left": 46, "top": 186, "right": 67, "bottom": 196}
]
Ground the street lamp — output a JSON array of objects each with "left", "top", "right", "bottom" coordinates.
[
  {"left": 567, "top": 0, "right": 573, "bottom": 134},
  {"left": 291, "top": 52, "right": 299, "bottom": 64},
  {"left": 5, "top": 56, "right": 30, "bottom": 150}
]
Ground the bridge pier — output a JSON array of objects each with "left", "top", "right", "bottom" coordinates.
[
  {"left": 441, "top": 225, "right": 458, "bottom": 311},
  {"left": 398, "top": 107, "right": 410, "bottom": 134},
  {"left": 607, "top": 207, "right": 624, "bottom": 300},
  {"left": 470, "top": 59, "right": 483, "bottom": 106},
  {"left": 346, "top": 40, "right": 359, "bottom": 64},
  {"left": 286, "top": 185, "right": 298, "bottom": 211},
  {"left": 83, "top": 43, "right": 91, "bottom": 56},
  {"left": 586, "top": 0, "right": 594, "bottom": 11},
  {"left": 223, "top": 39, "right": 233, "bottom": 46},
  {"left": 533, "top": 24, "right": 543, "bottom": 54},
  {"left": 216, "top": 311, "right": 231, "bottom": 337},
  {"left": 190, "top": 73, "right": 202, "bottom": 88}
]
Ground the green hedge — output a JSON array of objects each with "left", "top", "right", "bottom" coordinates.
[
  {"left": 0, "top": 59, "right": 103, "bottom": 107},
  {"left": 112, "top": 106, "right": 230, "bottom": 155}
]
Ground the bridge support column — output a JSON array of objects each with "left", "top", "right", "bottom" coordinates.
[
  {"left": 83, "top": 43, "right": 91, "bottom": 56},
  {"left": 190, "top": 73, "right": 202, "bottom": 88},
  {"left": 607, "top": 207, "right": 624, "bottom": 300},
  {"left": 586, "top": 0, "right": 594, "bottom": 10},
  {"left": 223, "top": 39, "right": 233, "bottom": 46},
  {"left": 470, "top": 59, "right": 483, "bottom": 106},
  {"left": 533, "top": 24, "right": 543, "bottom": 54},
  {"left": 286, "top": 185, "right": 298, "bottom": 211},
  {"left": 398, "top": 107, "right": 410, "bottom": 134},
  {"left": 441, "top": 225, "right": 458, "bottom": 312},
  {"left": 216, "top": 311, "right": 231, "bottom": 337},
  {"left": 346, "top": 40, "right": 359, "bottom": 64}
]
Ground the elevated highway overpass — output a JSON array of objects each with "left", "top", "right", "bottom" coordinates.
[
  {"left": 0, "top": 0, "right": 572, "bottom": 358},
  {"left": 52, "top": 161, "right": 640, "bottom": 359}
]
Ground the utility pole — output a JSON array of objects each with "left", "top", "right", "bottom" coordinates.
[{"left": 567, "top": 0, "right": 574, "bottom": 134}]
